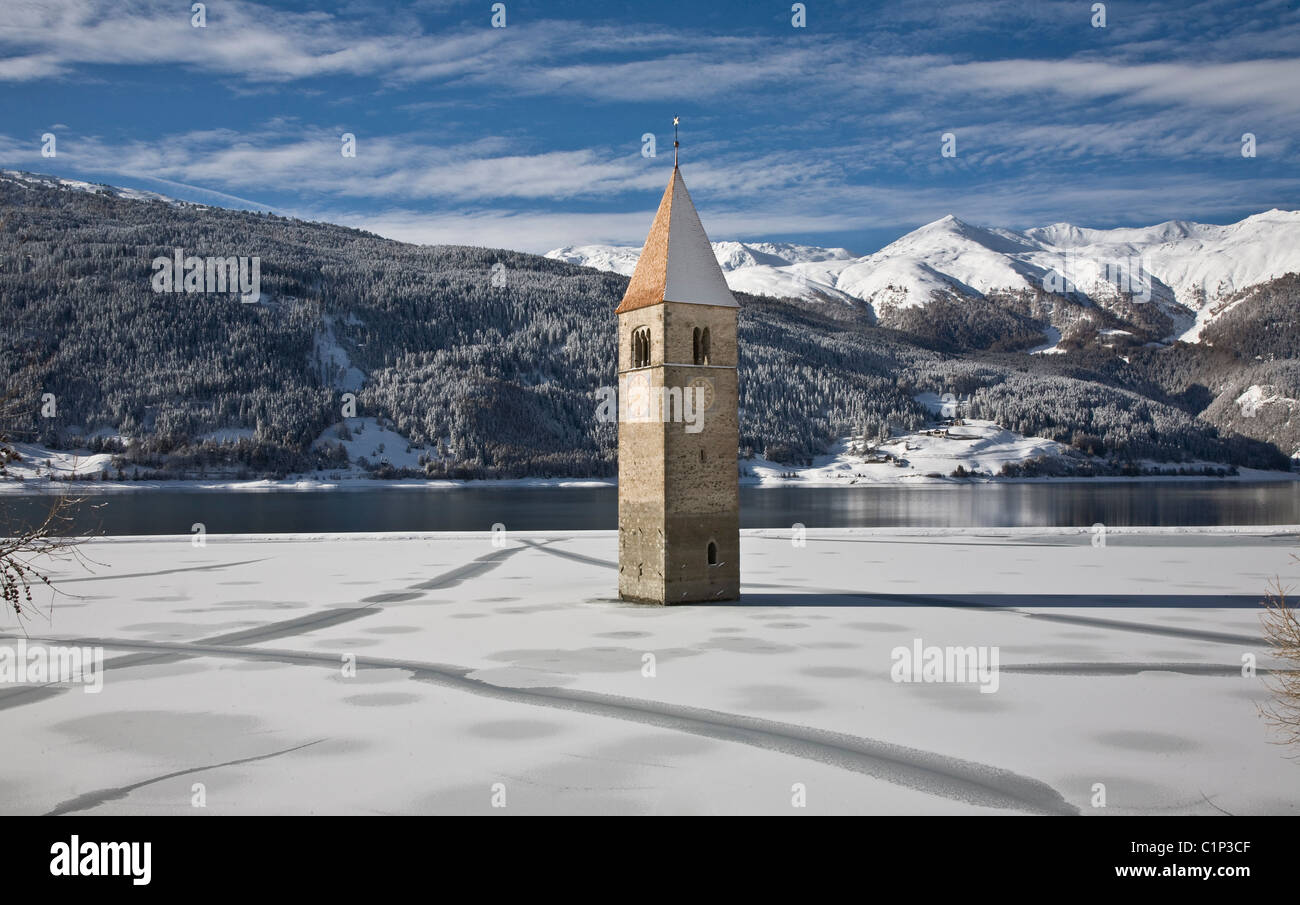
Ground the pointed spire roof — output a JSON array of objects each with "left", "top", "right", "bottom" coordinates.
[{"left": 615, "top": 166, "right": 738, "bottom": 314}]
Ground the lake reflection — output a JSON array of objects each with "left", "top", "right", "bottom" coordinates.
[{"left": 3, "top": 479, "right": 1298, "bottom": 536}]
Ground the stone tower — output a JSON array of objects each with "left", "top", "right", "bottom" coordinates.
[{"left": 616, "top": 165, "right": 740, "bottom": 604}]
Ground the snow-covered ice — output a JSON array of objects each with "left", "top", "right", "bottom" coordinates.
[{"left": 1, "top": 527, "right": 1297, "bottom": 815}]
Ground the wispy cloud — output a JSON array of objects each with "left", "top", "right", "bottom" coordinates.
[
  {"left": 928, "top": 58, "right": 1300, "bottom": 117},
  {"left": 1, "top": 0, "right": 1297, "bottom": 252}
]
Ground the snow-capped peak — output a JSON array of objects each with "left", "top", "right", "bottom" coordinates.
[{"left": 547, "top": 207, "right": 1300, "bottom": 344}]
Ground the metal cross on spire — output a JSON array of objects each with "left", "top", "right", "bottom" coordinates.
[{"left": 673, "top": 116, "right": 680, "bottom": 167}]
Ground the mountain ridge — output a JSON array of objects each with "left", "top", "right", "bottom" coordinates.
[
  {"left": 547, "top": 208, "right": 1300, "bottom": 347},
  {"left": 1, "top": 169, "right": 1294, "bottom": 478}
]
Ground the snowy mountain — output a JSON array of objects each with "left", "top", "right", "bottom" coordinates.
[
  {"left": 0, "top": 169, "right": 196, "bottom": 207},
  {"left": 545, "top": 244, "right": 642, "bottom": 277},
  {"left": 2, "top": 167, "right": 1294, "bottom": 476},
  {"left": 548, "top": 240, "right": 860, "bottom": 303},
  {"left": 547, "top": 209, "right": 1300, "bottom": 344},
  {"left": 1027, "top": 210, "right": 1300, "bottom": 342}
]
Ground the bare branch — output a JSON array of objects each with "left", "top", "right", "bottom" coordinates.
[
  {"left": 1259, "top": 556, "right": 1300, "bottom": 753},
  {"left": 0, "top": 388, "right": 102, "bottom": 629}
]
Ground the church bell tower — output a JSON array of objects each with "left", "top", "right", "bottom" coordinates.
[{"left": 616, "top": 156, "right": 740, "bottom": 604}]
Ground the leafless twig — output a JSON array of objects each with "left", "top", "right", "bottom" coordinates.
[
  {"left": 1260, "top": 553, "right": 1300, "bottom": 754},
  {"left": 0, "top": 390, "right": 102, "bottom": 630}
]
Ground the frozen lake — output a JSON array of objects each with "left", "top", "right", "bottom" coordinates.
[
  {"left": 1, "top": 527, "right": 1298, "bottom": 815},
  {"left": 5, "top": 479, "right": 1300, "bottom": 535}
]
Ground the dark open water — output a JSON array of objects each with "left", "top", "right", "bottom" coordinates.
[{"left": 3, "top": 480, "right": 1298, "bottom": 535}]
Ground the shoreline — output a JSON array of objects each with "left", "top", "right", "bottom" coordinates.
[{"left": 1, "top": 468, "right": 1296, "bottom": 495}]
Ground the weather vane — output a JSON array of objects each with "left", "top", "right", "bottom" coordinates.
[{"left": 673, "top": 116, "right": 680, "bottom": 167}]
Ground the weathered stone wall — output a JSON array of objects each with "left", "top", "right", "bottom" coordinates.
[{"left": 618, "top": 301, "right": 740, "bottom": 604}]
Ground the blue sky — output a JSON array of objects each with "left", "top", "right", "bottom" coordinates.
[{"left": 2, "top": 0, "right": 1298, "bottom": 254}]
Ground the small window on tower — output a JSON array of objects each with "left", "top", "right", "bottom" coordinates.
[
  {"left": 692, "top": 327, "right": 702, "bottom": 364},
  {"left": 632, "top": 327, "right": 651, "bottom": 368},
  {"left": 707, "top": 541, "right": 718, "bottom": 566},
  {"left": 701, "top": 327, "right": 711, "bottom": 365},
  {"left": 699, "top": 449, "right": 706, "bottom": 463}
]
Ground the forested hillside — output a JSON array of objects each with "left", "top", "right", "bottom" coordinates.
[{"left": 0, "top": 172, "right": 1291, "bottom": 478}]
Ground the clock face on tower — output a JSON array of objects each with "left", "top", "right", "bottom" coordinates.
[
  {"left": 622, "top": 370, "right": 652, "bottom": 422},
  {"left": 687, "top": 376, "right": 715, "bottom": 413}
]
